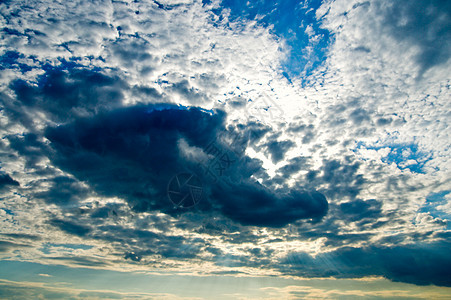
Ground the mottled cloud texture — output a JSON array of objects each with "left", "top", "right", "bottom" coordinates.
[{"left": 0, "top": 0, "right": 450, "bottom": 297}]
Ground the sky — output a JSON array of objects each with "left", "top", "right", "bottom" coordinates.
[{"left": 0, "top": 0, "right": 450, "bottom": 299}]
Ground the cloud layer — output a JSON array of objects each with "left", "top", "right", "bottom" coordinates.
[{"left": 0, "top": 0, "right": 450, "bottom": 293}]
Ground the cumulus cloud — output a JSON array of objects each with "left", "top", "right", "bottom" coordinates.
[
  {"left": 0, "top": 0, "right": 449, "bottom": 292},
  {"left": 44, "top": 104, "right": 327, "bottom": 227}
]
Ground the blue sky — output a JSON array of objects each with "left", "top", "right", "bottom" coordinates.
[
  {"left": 0, "top": 0, "right": 450, "bottom": 299},
  {"left": 214, "top": 0, "right": 331, "bottom": 79}
]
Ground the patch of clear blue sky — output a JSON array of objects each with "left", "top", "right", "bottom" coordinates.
[
  {"left": 356, "top": 143, "right": 432, "bottom": 174},
  {"left": 420, "top": 191, "right": 450, "bottom": 228},
  {"left": 206, "top": 0, "right": 331, "bottom": 81},
  {"left": 381, "top": 144, "right": 431, "bottom": 174},
  {"left": 0, "top": 51, "right": 33, "bottom": 73},
  {"left": 1, "top": 208, "right": 14, "bottom": 215}
]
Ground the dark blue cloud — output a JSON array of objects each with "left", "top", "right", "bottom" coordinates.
[
  {"left": 381, "top": 0, "right": 451, "bottom": 77},
  {"left": 111, "top": 37, "right": 152, "bottom": 66},
  {"left": 8, "top": 61, "right": 125, "bottom": 123},
  {"left": 264, "top": 139, "right": 295, "bottom": 163},
  {"left": 44, "top": 104, "right": 327, "bottom": 227},
  {"left": 45, "top": 104, "right": 222, "bottom": 213},
  {"left": 304, "top": 158, "right": 365, "bottom": 200},
  {"left": 132, "top": 86, "right": 163, "bottom": 99},
  {"left": 0, "top": 233, "right": 41, "bottom": 241},
  {"left": 0, "top": 241, "right": 30, "bottom": 253},
  {"left": 0, "top": 50, "right": 33, "bottom": 73},
  {"left": 6, "top": 133, "right": 49, "bottom": 169},
  {"left": 339, "top": 199, "right": 382, "bottom": 223},
  {"left": 287, "top": 122, "right": 316, "bottom": 144},
  {"left": 83, "top": 222, "right": 206, "bottom": 261},
  {"left": 349, "top": 108, "right": 370, "bottom": 125},
  {"left": 35, "top": 176, "right": 90, "bottom": 206},
  {"left": 46, "top": 256, "right": 107, "bottom": 267},
  {"left": 212, "top": 181, "right": 327, "bottom": 227},
  {"left": 169, "top": 80, "right": 208, "bottom": 104},
  {"left": 0, "top": 173, "right": 19, "bottom": 188},
  {"left": 281, "top": 240, "right": 451, "bottom": 287},
  {"left": 49, "top": 219, "right": 91, "bottom": 237},
  {"left": 124, "top": 251, "right": 142, "bottom": 262},
  {"left": 277, "top": 156, "right": 311, "bottom": 176}
]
